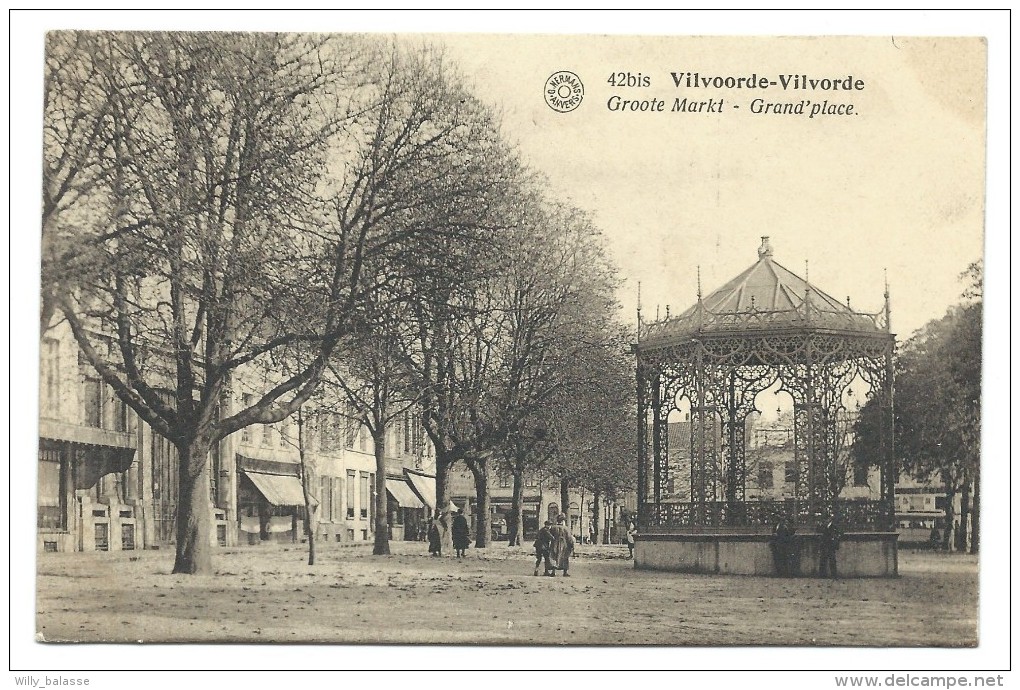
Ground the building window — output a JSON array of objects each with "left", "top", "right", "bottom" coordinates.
[
  {"left": 498, "top": 474, "right": 511, "bottom": 489},
  {"left": 360, "top": 472, "right": 370, "bottom": 519},
  {"left": 108, "top": 390, "right": 128, "bottom": 432},
  {"left": 343, "top": 404, "right": 356, "bottom": 448},
  {"left": 320, "top": 476, "right": 333, "bottom": 522},
  {"left": 38, "top": 447, "right": 66, "bottom": 530},
  {"left": 525, "top": 474, "right": 538, "bottom": 488},
  {"left": 346, "top": 470, "right": 356, "bottom": 519},
  {"left": 241, "top": 395, "right": 254, "bottom": 444},
  {"left": 784, "top": 461, "right": 797, "bottom": 484},
  {"left": 261, "top": 423, "right": 272, "bottom": 447},
  {"left": 758, "top": 462, "right": 774, "bottom": 489},
  {"left": 83, "top": 377, "right": 103, "bottom": 427},
  {"left": 358, "top": 424, "right": 367, "bottom": 452},
  {"left": 41, "top": 338, "right": 60, "bottom": 418},
  {"left": 404, "top": 412, "right": 412, "bottom": 454}
]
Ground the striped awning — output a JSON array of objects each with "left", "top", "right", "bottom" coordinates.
[
  {"left": 386, "top": 479, "right": 424, "bottom": 509},
  {"left": 241, "top": 469, "right": 317, "bottom": 508}
]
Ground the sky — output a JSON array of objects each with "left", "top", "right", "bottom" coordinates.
[
  {"left": 8, "top": 9, "right": 1010, "bottom": 679},
  {"left": 434, "top": 34, "right": 986, "bottom": 339}
]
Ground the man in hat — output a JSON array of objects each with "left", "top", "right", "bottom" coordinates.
[
  {"left": 533, "top": 520, "right": 554, "bottom": 576},
  {"left": 545, "top": 514, "right": 575, "bottom": 577}
]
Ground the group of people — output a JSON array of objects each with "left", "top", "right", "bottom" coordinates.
[
  {"left": 531, "top": 514, "right": 575, "bottom": 576},
  {"left": 770, "top": 514, "right": 843, "bottom": 578},
  {"left": 426, "top": 508, "right": 640, "bottom": 577},
  {"left": 426, "top": 508, "right": 472, "bottom": 558}
]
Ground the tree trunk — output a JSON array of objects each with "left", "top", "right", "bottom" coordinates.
[
  {"left": 592, "top": 489, "right": 601, "bottom": 544},
  {"left": 508, "top": 467, "right": 525, "bottom": 546},
  {"left": 172, "top": 436, "right": 214, "bottom": 575},
  {"left": 941, "top": 486, "right": 956, "bottom": 551},
  {"left": 297, "top": 409, "right": 316, "bottom": 566},
  {"left": 970, "top": 465, "right": 980, "bottom": 554},
  {"left": 957, "top": 475, "right": 971, "bottom": 553},
  {"left": 434, "top": 449, "right": 453, "bottom": 552},
  {"left": 560, "top": 476, "right": 570, "bottom": 525},
  {"left": 469, "top": 459, "right": 490, "bottom": 549},
  {"left": 373, "top": 427, "right": 390, "bottom": 555}
]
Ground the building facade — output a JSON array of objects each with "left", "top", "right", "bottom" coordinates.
[{"left": 37, "top": 321, "right": 431, "bottom": 553}]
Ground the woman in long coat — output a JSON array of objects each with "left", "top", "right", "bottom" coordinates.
[
  {"left": 452, "top": 509, "right": 471, "bottom": 558},
  {"left": 427, "top": 513, "right": 442, "bottom": 556},
  {"left": 546, "top": 514, "right": 575, "bottom": 576}
]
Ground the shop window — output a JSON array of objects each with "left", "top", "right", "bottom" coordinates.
[{"left": 38, "top": 447, "right": 66, "bottom": 530}]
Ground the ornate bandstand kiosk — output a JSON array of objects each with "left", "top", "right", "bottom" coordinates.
[{"left": 634, "top": 237, "right": 898, "bottom": 576}]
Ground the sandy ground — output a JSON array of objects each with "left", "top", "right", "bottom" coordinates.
[{"left": 35, "top": 540, "right": 978, "bottom": 646}]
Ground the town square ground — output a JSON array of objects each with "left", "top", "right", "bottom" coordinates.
[{"left": 36, "top": 541, "right": 977, "bottom": 647}]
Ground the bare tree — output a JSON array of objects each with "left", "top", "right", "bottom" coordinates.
[{"left": 44, "top": 32, "right": 512, "bottom": 574}]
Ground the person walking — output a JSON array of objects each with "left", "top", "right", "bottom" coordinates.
[
  {"left": 533, "top": 520, "right": 553, "bottom": 576},
  {"left": 626, "top": 523, "right": 638, "bottom": 559},
  {"left": 545, "top": 514, "right": 575, "bottom": 576},
  {"left": 770, "top": 517, "right": 796, "bottom": 576},
  {"left": 452, "top": 508, "right": 471, "bottom": 558},
  {"left": 427, "top": 512, "right": 443, "bottom": 557},
  {"left": 819, "top": 515, "right": 842, "bottom": 579}
]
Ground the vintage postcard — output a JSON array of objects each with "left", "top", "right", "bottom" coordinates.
[{"left": 16, "top": 13, "right": 1005, "bottom": 679}]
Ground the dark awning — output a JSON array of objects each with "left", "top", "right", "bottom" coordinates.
[{"left": 73, "top": 446, "right": 136, "bottom": 490}]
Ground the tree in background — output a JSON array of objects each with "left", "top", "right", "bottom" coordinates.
[{"left": 854, "top": 261, "right": 981, "bottom": 552}]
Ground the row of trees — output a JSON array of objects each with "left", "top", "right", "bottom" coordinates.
[
  {"left": 855, "top": 261, "right": 982, "bottom": 553},
  {"left": 42, "top": 32, "right": 636, "bottom": 574}
]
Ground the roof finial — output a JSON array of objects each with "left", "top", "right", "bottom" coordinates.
[
  {"left": 696, "top": 265, "right": 703, "bottom": 301},
  {"left": 758, "top": 236, "right": 773, "bottom": 260},
  {"left": 804, "top": 259, "right": 810, "bottom": 285},
  {"left": 666, "top": 304, "right": 671, "bottom": 319}
]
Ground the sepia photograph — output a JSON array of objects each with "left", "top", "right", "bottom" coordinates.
[{"left": 10, "top": 8, "right": 1009, "bottom": 683}]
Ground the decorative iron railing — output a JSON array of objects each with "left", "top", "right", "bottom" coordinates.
[{"left": 638, "top": 499, "right": 893, "bottom": 533}]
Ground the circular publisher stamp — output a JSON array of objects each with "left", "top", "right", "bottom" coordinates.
[{"left": 544, "top": 71, "right": 584, "bottom": 112}]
